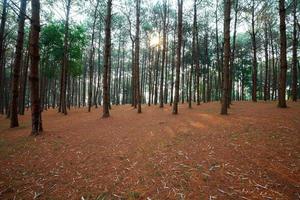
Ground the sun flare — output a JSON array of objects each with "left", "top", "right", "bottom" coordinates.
[{"left": 150, "top": 33, "right": 160, "bottom": 47}]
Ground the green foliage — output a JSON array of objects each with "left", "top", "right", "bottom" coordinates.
[{"left": 40, "top": 21, "right": 87, "bottom": 78}]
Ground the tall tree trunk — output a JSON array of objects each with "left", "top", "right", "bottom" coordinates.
[
  {"left": 221, "top": 0, "right": 231, "bottom": 115},
  {"left": 159, "top": 0, "right": 167, "bottom": 108},
  {"left": 82, "top": 58, "right": 87, "bottom": 106},
  {"left": 19, "top": 46, "right": 30, "bottom": 115},
  {"left": 59, "top": 0, "right": 71, "bottom": 114},
  {"left": 154, "top": 46, "right": 160, "bottom": 105},
  {"left": 0, "top": 0, "right": 8, "bottom": 114},
  {"left": 164, "top": 31, "right": 169, "bottom": 104},
  {"left": 10, "top": 0, "right": 27, "bottom": 127},
  {"left": 148, "top": 47, "right": 153, "bottom": 106},
  {"left": 291, "top": 0, "right": 298, "bottom": 101},
  {"left": 264, "top": 21, "right": 269, "bottom": 101},
  {"left": 181, "top": 39, "right": 185, "bottom": 104},
  {"left": 190, "top": 0, "right": 197, "bottom": 108},
  {"left": 228, "top": 0, "right": 238, "bottom": 106},
  {"left": 172, "top": 0, "right": 183, "bottom": 115},
  {"left": 135, "top": 0, "right": 141, "bottom": 113},
  {"left": 251, "top": 0, "right": 257, "bottom": 102},
  {"left": 29, "top": 0, "right": 42, "bottom": 135},
  {"left": 270, "top": 27, "right": 277, "bottom": 100},
  {"left": 131, "top": 42, "right": 135, "bottom": 107},
  {"left": 278, "top": 0, "right": 287, "bottom": 108},
  {"left": 195, "top": 2, "right": 200, "bottom": 105},
  {"left": 102, "top": 0, "right": 112, "bottom": 117},
  {"left": 88, "top": 0, "right": 99, "bottom": 112},
  {"left": 215, "top": 0, "right": 221, "bottom": 101},
  {"left": 170, "top": 22, "right": 176, "bottom": 106}
]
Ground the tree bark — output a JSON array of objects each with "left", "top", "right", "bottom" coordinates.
[
  {"left": 29, "top": 0, "right": 43, "bottom": 135},
  {"left": 88, "top": 0, "right": 100, "bottom": 112},
  {"left": 264, "top": 21, "right": 269, "bottom": 101},
  {"left": 0, "top": 0, "right": 8, "bottom": 114},
  {"left": 221, "top": 0, "right": 231, "bottom": 115},
  {"left": 228, "top": 0, "right": 238, "bottom": 106},
  {"left": 291, "top": 0, "right": 298, "bottom": 101},
  {"left": 102, "top": 0, "right": 112, "bottom": 117},
  {"left": 278, "top": 0, "right": 287, "bottom": 108},
  {"left": 59, "top": 0, "right": 71, "bottom": 115},
  {"left": 172, "top": 0, "right": 183, "bottom": 115},
  {"left": 159, "top": 0, "right": 167, "bottom": 108},
  {"left": 10, "top": 0, "right": 27, "bottom": 127},
  {"left": 251, "top": 0, "right": 257, "bottom": 102},
  {"left": 135, "top": 0, "right": 141, "bottom": 113}
]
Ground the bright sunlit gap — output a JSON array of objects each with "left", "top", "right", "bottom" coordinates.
[{"left": 150, "top": 32, "right": 161, "bottom": 47}]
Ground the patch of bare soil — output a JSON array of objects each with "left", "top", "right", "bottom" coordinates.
[{"left": 0, "top": 101, "right": 299, "bottom": 200}]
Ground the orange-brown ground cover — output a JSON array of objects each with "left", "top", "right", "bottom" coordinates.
[{"left": 0, "top": 101, "right": 299, "bottom": 200}]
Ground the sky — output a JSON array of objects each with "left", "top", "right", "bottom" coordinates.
[{"left": 43, "top": 0, "right": 248, "bottom": 35}]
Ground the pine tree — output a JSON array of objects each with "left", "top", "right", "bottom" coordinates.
[
  {"left": 172, "top": 0, "right": 183, "bottom": 115},
  {"left": 10, "top": 0, "right": 27, "bottom": 128},
  {"left": 278, "top": 0, "right": 287, "bottom": 108},
  {"left": 29, "top": 0, "right": 43, "bottom": 135},
  {"left": 221, "top": 0, "right": 231, "bottom": 115},
  {"left": 102, "top": 0, "right": 112, "bottom": 118}
]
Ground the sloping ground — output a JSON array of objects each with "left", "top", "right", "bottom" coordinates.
[{"left": 0, "top": 101, "right": 299, "bottom": 200}]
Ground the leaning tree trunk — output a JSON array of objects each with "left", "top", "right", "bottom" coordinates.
[
  {"left": 172, "top": 0, "right": 183, "bottom": 115},
  {"left": 278, "top": 0, "right": 287, "bottom": 108},
  {"left": 221, "top": 0, "right": 231, "bottom": 115},
  {"left": 102, "top": 0, "right": 112, "bottom": 118},
  {"left": 10, "top": 0, "right": 27, "bottom": 127},
  {"left": 29, "top": 0, "right": 43, "bottom": 135}
]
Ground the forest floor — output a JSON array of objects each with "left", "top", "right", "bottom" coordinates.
[{"left": 0, "top": 101, "right": 299, "bottom": 200}]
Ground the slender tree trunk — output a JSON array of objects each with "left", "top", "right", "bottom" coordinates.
[
  {"left": 291, "top": 0, "right": 298, "bottom": 101},
  {"left": 221, "top": 0, "right": 231, "bottom": 115},
  {"left": 60, "top": 0, "right": 71, "bottom": 114},
  {"left": 19, "top": 47, "right": 30, "bottom": 115},
  {"left": 10, "top": 0, "right": 27, "bottom": 127},
  {"left": 29, "top": 0, "right": 42, "bottom": 135},
  {"left": 190, "top": 0, "right": 197, "bottom": 108},
  {"left": 81, "top": 58, "right": 86, "bottom": 106},
  {"left": 251, "top": 0, "right": 257, "bottom": 102},
  {"left": 135, "top": 0, "right": 141, "bottom": 113},
  {"left": 164, "top": 32, "right": 169, "bottom": 104},
  {"left": 102, "top": 0, "right": 112, "bottom": 117},
  {"left": 170, "top": 24, "right": 176, "bottom": 106},
  {"left": 228, "top": 0, "right": 238, "bottom": 106},
  {"left": 181, "top": 39, "right": 185, "bottom": 104},
  {"left": 0, "top": 0, "right": 8, "bottom": 114},
  {"left": 264, "top": 21, "right": 269, "bottom": 101},
  {"left": 159, "top": 1, "right": 167, "bottom": 108},
  {"left": 131, "top": 42, "right": 135, "bottom": 107},
  {"left": 172, "top": 0, "right": 183, "bottom": 115},
  {"left": 215, "top": 0, "right": 221, "bottom": 101},
  {"left": 195, "top": 6, "right": 200, "bottom": 105},
  {"left": 88, "top": 0, "right": 99, "bottom": 112},
  {"left": 154, "top": 46, "right": 160, "bottom": 105},
  {"left": 278, "top": 0, "right": 287, "bottom": 108}
]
